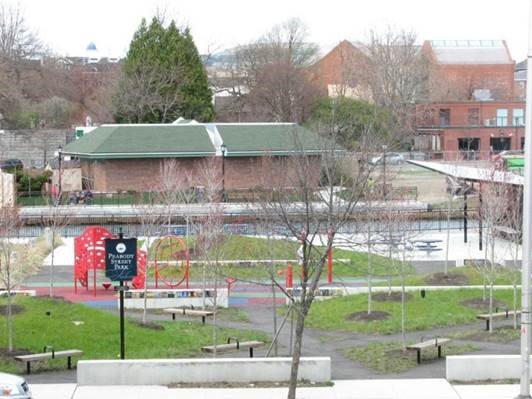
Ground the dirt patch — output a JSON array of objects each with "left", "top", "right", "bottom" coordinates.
[
  {"left": 373, "top": 292, "right": 412, "bottom": 302},
  {"left": 425, "top": 272, "right": 469, "bottom": 286},
  {"left": 132, "top": 320, "right": 165, "bottom": 330},
  {"left": 461, "top": 297, "right": 508, "bottom": 311},
  {"left": 0, "top": 304, "right": 25, "bottom": 316},
  {"left": 346, "top": 310, "right": 390, "bottom": 322}
]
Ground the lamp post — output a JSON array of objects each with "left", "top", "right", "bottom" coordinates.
[
  {"left": 518, "top": 2, "right": 532, "bottom": 397},
  {"left": 220, "top": 143, "right": 227, "bottom": 202},
  {"left": 382, "top": 145, "right": 387, "bottom": 200}
]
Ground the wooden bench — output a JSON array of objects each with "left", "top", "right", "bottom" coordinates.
[
  {"left": 15, "top": 349, "right": 83, "bottom": 374},
  {"left": 477, "top": 309, "right": 521, "bottom": 331},
  {"left": 163, "top": 307, "right": 214, "bottom": 325},
  {"left": 201, "top": 338, "right": 265, "bottom": 358},
  {"left": 407, "top": 338, "right": 451, "bottom": 364}
]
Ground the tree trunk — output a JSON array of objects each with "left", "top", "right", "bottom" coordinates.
[
  {"left": 287, "top": 304, "right": 307, "bottom": 399},
  {"left": 142, "top": 236, "right": 151, "bottom": 324},
  {"left": 513, "top": 283, "right": 518, "bottom": 330},
  {"left": 49, "top": 230, "right": 55, "bottom": 297},
  {"left": 7, "top": 265, "right": 13, "bottom": 352},
  {"left": 444, "top": 195, "right": 451, "bottom": 275},
  {"left": 401, "top": 248, "right": 406, "bottom": 350},
  {"left": 367, "top": 221, "right": 372, "bottom": 314},
  {"left": 489, "top": 282, "right": 494, "bottom": 333}
]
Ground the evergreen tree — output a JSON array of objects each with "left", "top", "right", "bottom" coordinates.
[{"left": 113, "top": 17, "right": 213, "bottom": 123}]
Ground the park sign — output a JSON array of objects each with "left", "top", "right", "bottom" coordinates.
[{"left": 105, "top": 238, "right": 137, "bottom": 281}]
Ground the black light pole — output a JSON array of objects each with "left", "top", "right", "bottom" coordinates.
[
  {"left": 221, "top": 143, "right": 227, "bottom": 202},
  {"left": 118, "top": 227, "right": 125, "bottom": 360}
]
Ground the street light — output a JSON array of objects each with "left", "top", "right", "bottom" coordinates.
[{"left": 220, "top": 143, "right": 227, "bottom": 202}]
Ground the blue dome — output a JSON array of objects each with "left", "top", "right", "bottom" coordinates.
[{"left": 86, "top": 42, "right": 97, "bottom": 51}]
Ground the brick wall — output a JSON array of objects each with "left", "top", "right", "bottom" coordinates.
[{"left": 82, "top": 156, "right": 322, "bottom": 192}]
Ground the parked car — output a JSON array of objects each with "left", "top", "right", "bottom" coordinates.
[
  {"left": 0, "top": 372, "right": 31, "bottom": 398},
  {"left": 370, "top": 152, "right": 405, "bottom": 165},
  {"left": 0, "top": 159, "right": 23, "bottom": 170}
]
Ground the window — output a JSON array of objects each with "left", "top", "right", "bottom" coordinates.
[
  {"left": 513, "top": 108, "right": 524, "bottom": 126},
  {"left": 467, "top": 108, "right": 480, "bottom": 125},
  {"left": 496, "top": 109, "right": 508, "bottom": 126},
  {"left": 490, "top": 137, "right": 511, "bottom": 152},
  {"left": 458, "top": 138, "right": 480, "bottom": 151},
  {"left": 439, "top": 109, "right": 451, "bottom": 126}
]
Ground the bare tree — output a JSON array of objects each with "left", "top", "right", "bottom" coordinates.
[
  {"left": 0, "top": 206, "right": 21, "bottom": 351},
  {"left": 112, "top": 64, "right": 185, "bottom": 123},
  {"left": 194, "top": 157, "right": 224, "bottom": 354},
  {"left": 361, "top": 27, "right": 429, "bottom": 141},
  {"left": 257, "top": 128, "right": 374, "bottom": 399},
  {"left": 475, "top": 167, "right": 514, "bottom": 333},
  {"left": 232, "top": 18, "right": 320, "bottom": 123}
]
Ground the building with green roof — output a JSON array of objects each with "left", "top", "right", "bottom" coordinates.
[{"left": 63, "top": 122, "right": 332, "bottom": 192}]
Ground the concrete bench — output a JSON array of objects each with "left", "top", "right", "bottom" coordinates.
[
  {"left": 201, "top": 338, "right": 265, "bottom": 358},
  {"left": 476, "top": 309, "right": 520, "bottom": 330},
  {"left": 407, "top": 338, "right": 451, "bottom": 364},
  {"left": 15, "top": 349, "right": 83, "bottom": 374},
  {"left": 163, "top": 308, "right": 214, "bottom": 325}
]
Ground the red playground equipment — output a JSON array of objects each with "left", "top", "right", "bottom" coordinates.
[
  {"left": 74, "top": 226, "right": 147, "bottom": 295},
  {"left": 153, "top": 235, "right": 190, "bottom": 289}
]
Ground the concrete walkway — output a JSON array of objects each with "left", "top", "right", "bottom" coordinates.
[{"left": 29, "top": 380, "right": 525, "bottom": 399}]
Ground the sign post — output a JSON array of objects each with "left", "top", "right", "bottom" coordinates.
[{"left": 105, "top": 228, "right": 137, "bottom": 360}]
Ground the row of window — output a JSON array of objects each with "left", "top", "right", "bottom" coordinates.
[
  {"left": 458, "top": 137, "right": 524, "bottom": 152},
  {"left": 439, "top": 108, "right": 524, "bottom": 127}
]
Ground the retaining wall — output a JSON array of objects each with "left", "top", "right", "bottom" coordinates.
[
  {"left": 446, "top": 355, "right": 529, "bottom": 381},
  {"left": 77, "top": 357, "right": 331, "bottom": 385}
]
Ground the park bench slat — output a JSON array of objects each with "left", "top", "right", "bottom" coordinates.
[
  {"left": 15, "top": 350, "right": 83, "bottom": 361},
  {"left": 407, "top": 338, "right": 451, "bottom": 350},
  {"left": 201, "top": 341, "right": 264, "bottom": 358},
  {"left": 163, "top": 308, "right": 215, "bottom": 325},
  {"left": 15, "top": 349, "right": 83, "bottom": 374},
  {"left": 476, "top": 310, "right": 520, "bottom": 319},
  {"left": 406, "top": 338, "right": 451, "bottom": 364}
]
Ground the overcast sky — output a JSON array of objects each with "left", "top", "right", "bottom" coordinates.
[{"left": 15, "top": 0, "right": 531, "bottom": 61}]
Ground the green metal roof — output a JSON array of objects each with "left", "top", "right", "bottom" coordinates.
[
  {"left": 63, "top": 123, "right": 336, "bottom": 160},
  {"left": 64, "top": 125, "right": 215, "bottom": 159},
  {"left": 217, "top": 124, "right": 330, "bottom": 156}
]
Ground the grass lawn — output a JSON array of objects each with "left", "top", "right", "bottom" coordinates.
[
  {"left": 0, "top": 297, "right": 266, "bottom": 374},
  {"left": 305, "top": 289, "right": 517, "bottom": 334},
  {"left": 448, "top": 326, "right": 520, "bottom": 343},
  {"left": 148, "top": 235, "right": 401, "bottom": 281},
  {"left": 344, "top": 341, "right": 478, "bottom": 374},
  {"left": 378, "top": 266, "right": 520, "bottom": 287}
]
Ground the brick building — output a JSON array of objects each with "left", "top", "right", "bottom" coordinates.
[
  {"left": 416, "top": 40, "right": 524, "bottom": 156},
  {"left": 308, "top": 40, "right": 371, "bottom": 99},
  {"left": 416, "top": 101, "right": 525, "bottom": 157},
  {"left": 62, "top": 122, "right": 325, "bottom": 192}
]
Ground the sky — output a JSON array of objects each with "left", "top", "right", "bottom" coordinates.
[{"left": 14, "top": 0, "right": 532, "bottom": 61}]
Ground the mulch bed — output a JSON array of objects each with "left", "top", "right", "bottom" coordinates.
[
  {"left": 461, "top": 297, "right": 508, "bottom": 311},
  {"left": 346, "top": 310, "right": 390, "bottom": 322},
  {"left": 425, "top": 272, "right": 469, "bottom": 286},
  {"left": 373, "top": 292, "right": 412, "bottom": 302},
  {"left": 0, "top": 348, "right": 32, "bottom": 358},
  {"left": 0, "top": 304, "right": 25, "bottom": 316}
]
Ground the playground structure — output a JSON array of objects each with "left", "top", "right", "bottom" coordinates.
[
  {"left": 153, "top": 236, "right": 190, "bottom": 289},
  {"left": 74, "top": 226, "right": 147, "bottom": 295}
]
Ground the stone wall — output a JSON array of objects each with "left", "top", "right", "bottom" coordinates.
[{"left": 0, "top": 129, "right": 74, "bottom": 167}]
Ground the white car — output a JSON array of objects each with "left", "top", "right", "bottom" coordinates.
[
  {"left": 0, "top": 372, "right": 31, "bottom": 398},
  {"left": 370, "top": 152, "right": 405, "bottom": 165}
]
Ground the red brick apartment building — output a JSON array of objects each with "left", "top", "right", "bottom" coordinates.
[
  {"left": 416, "top": 40, "right": 524, "bottom": 157},
  {"left": 310, "top": 39, "right": 525, "bottom": 157}
]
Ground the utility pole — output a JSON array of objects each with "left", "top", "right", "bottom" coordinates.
[{"left": 518, "top": 2, "right": 532, "bottom": 397}]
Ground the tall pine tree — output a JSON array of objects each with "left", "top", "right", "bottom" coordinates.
[{"left": 113, "top": 17, "right": 213, "bottom": 123}]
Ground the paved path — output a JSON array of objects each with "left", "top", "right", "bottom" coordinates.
[{"left": 28, "top": 380, "right": 527, "bottom": 399}]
